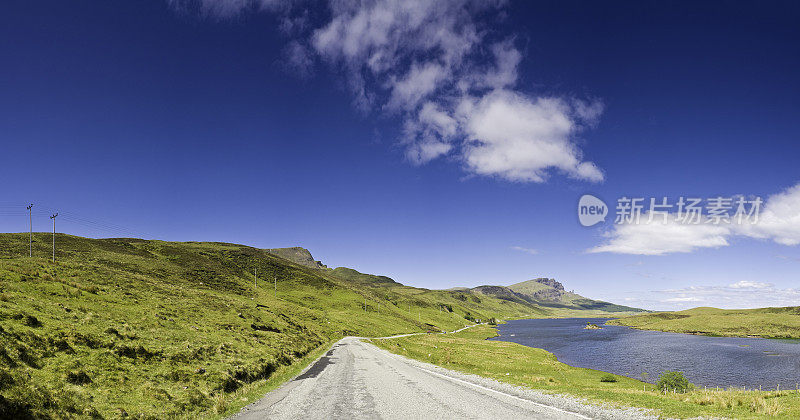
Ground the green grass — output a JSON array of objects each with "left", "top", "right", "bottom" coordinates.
[
  {"left": 609, "top": 306, "right": 800, "bottom": 339},
  {"left": 372, "top": 325, "right": 800, "bottom": 419},
  {"left": 1, "top": 233, "right": 624, "bottom": 419}
]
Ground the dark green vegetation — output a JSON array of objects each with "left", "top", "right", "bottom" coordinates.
[
  {"left": 657, "top": 371, "right": 692, "bottom": 393},
  {"left": 609, "top": 306, "right": 800, "bottom": 338},
  {"left": 374, "top": 325, "right": 800, "bottom": 419},
  {"left": 599, "top": 373, "right": 617, "bottom": 383},
  {"left": 0, "top": 233, "right": 638, "bottom": 419}
]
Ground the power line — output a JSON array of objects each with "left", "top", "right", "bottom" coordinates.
[
  {"left": 0, "top": 202, "right": 141, "bottom": 238},
  {"left": 33, "top": 202, "right": 143, "bottom": 238}
]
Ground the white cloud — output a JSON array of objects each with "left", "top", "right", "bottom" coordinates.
[
  {"left": 477, "top": 39, "right": 522, "bottom": 90},
  {"left": 405, "top": 140, "right": 453, "bottom": 165},
  {"left": 656, "top": 283, "right": 800, "bottom": 309},
  {"left": 418, "top": 102, "right": 457, "bottom": 138},
  {"left": 663, "top": 297, "right": 703, "bottom": 303},
  {"left": 170, "top": 0, "right": 604, "bottom": 184},
  {"left": 590, "top": 183, "right": 800, "bottom": 255},
  {"left": 510, "top": 246, "right": 539, "bottom": 255},
  {"left": 589, "top": 214, "right": 731, "bottom": 255},
  {"left": 387, "top": 62, "right": 449, "bottom": 111},
  {"left": 458, "top": 90, "right": 604, "bottom": 182},
  {"left": 737, "top": 184, "right": 800, "bottom": 246},
  {"left": 402, "top": 102, "right": 457, "bottom": 164},
  {"left": 617, "top": 282, "right": 800, "bottom": 311},
  {"left": 729, "top": 280, "right": 772, "bottom": 289}
]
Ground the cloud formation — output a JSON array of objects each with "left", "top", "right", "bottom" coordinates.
[
  {"left": 655, "top": 282, "right": 800, "bottom": 309},
  {"left": 510, "top": 246, "right": 539, "bottom": 255},
  {"left": 617, "top": 281, "right": 800, "bottom": 310},
  {"left": 458, "top": 91, "right": 604, "bottom": 182},
  {"left": 169, "top": 0, "right": 604, "bottom": 183},
  {"left": 590, "top": 183, "right": 800, "bottom": 255}
]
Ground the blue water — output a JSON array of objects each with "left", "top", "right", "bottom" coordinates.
[{"left": 492, "top": 318, "right": 800, "bottom": 389}]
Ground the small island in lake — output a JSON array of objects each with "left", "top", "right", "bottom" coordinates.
[{"left": 584, "top": 322, "right": 602, "bottom": 330}]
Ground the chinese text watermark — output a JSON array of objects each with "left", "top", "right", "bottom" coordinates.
[{"left": 578, "top": 194, "right": 762, "bottom": 227}]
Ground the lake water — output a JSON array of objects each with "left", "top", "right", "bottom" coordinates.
[{"left": 493, "top": 318, "right": 800, "bottom": 389}]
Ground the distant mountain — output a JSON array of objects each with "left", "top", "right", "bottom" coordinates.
[
  {"left": 474, "top": 278, "right": 646, "bottom": 313},
  {"left": 263, "top": 247, "right": 644, "bottom": 314}
]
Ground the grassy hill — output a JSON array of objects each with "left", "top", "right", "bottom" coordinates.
[
  {"left": 609, "top": 306, "right": 800, "bottom": 338},
  {"left": 1, "top": 233, "right": 635, "bottom": 419}
]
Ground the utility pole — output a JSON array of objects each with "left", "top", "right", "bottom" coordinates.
[
  {"left": 26, "top": 204, "right": 33, "bottom": 257},
  {"left": 50, "top": 213, "right": 58, "bottom": 263}
]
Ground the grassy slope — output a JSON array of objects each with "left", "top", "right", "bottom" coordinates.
[
  {"left": 373, "top": 326, "right": 800, "bottom": 419},
  {"left": 609, "top": 307, "right": 800, "bottom": 339},
  {"left": 0, "top": 233, "right": 566, "bottom": 419}
]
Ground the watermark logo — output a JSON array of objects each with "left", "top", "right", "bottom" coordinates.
[
  {"left": 613, "top": 196, "right": 762, "bottom": 225},
  {"left": 578, "top": 194, "right": 763, "bottom": 227},
  {"left": 578, "top": 194, "right": 608, "bottom": 226}
]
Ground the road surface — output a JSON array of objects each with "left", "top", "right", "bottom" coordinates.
[{"left": 231, "top": 336, "right": 655, "bottom": 420}]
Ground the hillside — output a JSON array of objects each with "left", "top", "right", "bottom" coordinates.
[
  {"left": 609, "top": 306, "right": 800, "bottom": 338},
  {"left": 326, "top": 267, "right": 401, "bottom": 287},
  {"left": 473, "top": 278, "right": 646, "bottom": 314},
  {"left": 0, "top": 233, "right": 590, "bottom": 419},
  {"left": 0, "top": 233, "right": 646, "bottom": 418}
]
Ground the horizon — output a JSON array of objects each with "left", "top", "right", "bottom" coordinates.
[
  {"left": 0, "top": 230, "right": 782, "bottom": 313},
  {"left": 2, "top": 0, "right": 800, "bottom": 311}
]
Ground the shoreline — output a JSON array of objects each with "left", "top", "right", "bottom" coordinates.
[{"left": 373, "top": 324, "right": 800, "bottom": 418}]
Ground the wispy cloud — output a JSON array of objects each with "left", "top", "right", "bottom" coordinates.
[
  {"left": 728, "top": 280, "right": 771, "bottom": 289},
  {"left": 510, "top": 246, "right": 539, "bottom": 255},
  {"left": 663, "top": 296, "right": 703, "bottom": 303},
  {"left": 590, "top": 183, "right": 800, "bottom": 255},
  {"left": 168, "top": 0, "right": 604, "bottom": 184},
  {"left": 619, "top": 281, "right": 800, "bottom": 310}
]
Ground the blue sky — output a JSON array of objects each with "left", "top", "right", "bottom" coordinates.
[{"left": 2, "top": 1, "right": 799, "bottom": 310}]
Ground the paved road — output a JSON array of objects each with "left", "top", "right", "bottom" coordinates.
[{"left": 231, "top": 336, "right": 603, "bottom": 420}]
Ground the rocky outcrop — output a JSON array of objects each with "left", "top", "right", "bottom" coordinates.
[
  {"left": 531, "top": 278, "right": 564, "bottom": 291},
  {"left": 532, "top": 288, "right": 565, "bottom": 302},
  {"left": 266, "top": 247, "right": 327, "bottom": 269}
]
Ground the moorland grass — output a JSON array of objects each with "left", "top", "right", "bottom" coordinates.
[{"left": 0, "top": 233, "right": 582, "bottom": 419}]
